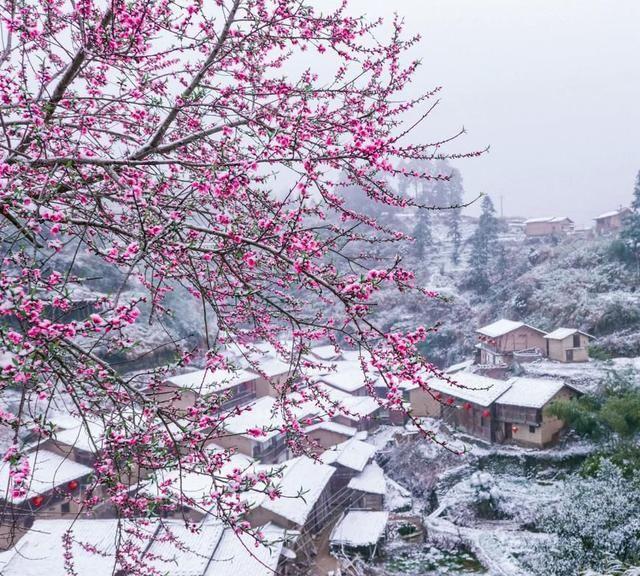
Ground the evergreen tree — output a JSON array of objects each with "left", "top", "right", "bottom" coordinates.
[
  {"left": 448, "top": 208, "right": 462, "bottom": 265},
  {"left": 413, "top": 196, "right": 433, "bottom": 259},
  {"left": 621, "top": 170, "right": 640, "bottom": 274},
  {"left": 446, "top": 168, "right": 464, "bottom": 265},
  {"left": 467, "top": 195, "right": 499, "bottom": 293}
]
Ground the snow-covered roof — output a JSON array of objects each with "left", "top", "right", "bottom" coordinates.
[
  {"left": 318, "top": 362, "right": 372, "bottom": 393},
  {"left": 314, "top": 383, "right": 380, "bottom": 420},
  {"left": 307, "top": 344, "right": 342, "bottom": 361},
  {"left": 204, "top": 522, "right": 284, "bottom": 576},
  {"left": 476, "top": 319, "right": 545, "bottom": 338},
  {"left": 339, "top": 394, "right": 380, "bottom": 419},
  {"left": 330, "top": 511, "right": 389, "bottom": 547},
  {"left": 427, "top": 372, "right": 514, "bottom": 407},
  {"left": 1, "top": 519, "right": 122, "bottom": 576},
  {"left": 250, "top": 456, "right": 335, "bottom": 526},
  {"left": 54, "top": 420, "right": 105, "bottom": 453},
  {"left": 544, "top": 327, "right": 594, "bottom": 340},
  {"left": 305, "top": 421, "right": 357, "bottom": 438},
  {"left": 446, "top": 359, "right": 475, "bottom": 374},
  {"left": 1, "top": 518, "right": 285, "bottom": 576},
  {"left": 320, "top": 438, "right": 376, "bottom": 472},
  {"left": 252, "top": 357, "right": 292, "bottom": 378},
  {"left": 165, "top": 368, "right": 258, "bottom": 395},
  {"left": 222, "top": 396, "right": 316, "bottom": 443},
  {"left": 142, "top": 447, "right": 255, "bottom": 511},
  {"left": 0, "top": 450, "right": 93, "bottom": 504},
  {"left": 496, "top": 377, "right": 567, "bottom": 409},
  {"left": 143, "top": 522, "right": 226, "bottom": 576},
  {"left": 594, "top": 207, "right": 631, "bottom": 220},
  {"left": 347, "top": 461, "right": 386, "bottom": 495},
  {"left": 524, "top": 216, "right": 573, "bottom": 224}
]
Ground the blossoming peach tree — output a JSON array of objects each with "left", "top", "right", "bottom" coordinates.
[{"left": 0, "top": 0, "right": 476, "bottom": 569}]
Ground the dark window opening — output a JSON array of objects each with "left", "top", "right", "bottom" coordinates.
[
  {"left": 573, "top": 333, "right": 581, "bottom": 348},
  {"left": 61, "top": 502, "right": 71, "bottom": 514},
  {"left": 529, "top": 425, "right": 536, "bottom": 434}
]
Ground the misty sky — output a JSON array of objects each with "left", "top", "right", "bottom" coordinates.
[{"left": 348, "top": 0, "right": 640, "bottom": 226}]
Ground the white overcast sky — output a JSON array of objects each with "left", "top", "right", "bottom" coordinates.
[{"left": 345, "top": 0, "right": 640, "bottom": 225}]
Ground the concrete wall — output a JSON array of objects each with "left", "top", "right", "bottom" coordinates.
[
  {"left": 547, "top": 333, "right": 590, "bottom": 362},
  {"left": 255, "top": 372, "right": 290, "bottom": 398},
  {"left": 213, "top": 433, "right": 256, "bottom": 458},
  {"left": 408, "top": 388, "right": 441, "bottom": 418},
  {"left": 306, "top": 429, "right": 353, "bottom": 452},
  {"left": 148, "top": 385, "right": 198, "bottom": 411}
]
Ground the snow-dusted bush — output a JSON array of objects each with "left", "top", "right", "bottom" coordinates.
[
  {"left": 469, "top": 471, "right": 502, "bottom": 519},
  {"left": 524, "top": 461, "right": 640, "bottom": 576}
]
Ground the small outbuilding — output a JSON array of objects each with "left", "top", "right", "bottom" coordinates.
[
  {"left": 330, "top": 510, "right": 389, "bottom": 559},
  {"left": 544, "top": 328, "right": 594, "bottom": 363}
]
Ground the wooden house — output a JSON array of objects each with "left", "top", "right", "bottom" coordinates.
[
  {"left": 594, "top": 207, "right": 632, "bottom": 235},
  {"left": 524, "top": 216, "right": 574, "bottom": 237},
  {"left": 544, "top": 328, "right": 594, "bottom": 362},
  {"left": 407, "top": 372, "right": 513, "bottom": 443},
  {"left": 494, "top": 377, "right": 580, "bottom": 447},
  {"left": 475, "top": 319, "right": 547, "bottom": 366},
  {"left": 246, "top": 456, "right": 336, "bottom": 537},
  {"left": 146, "top": 367, "right": 261, "bottom": 412}
]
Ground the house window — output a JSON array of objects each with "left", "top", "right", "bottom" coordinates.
[
  {"left": 573, "top": 334, "right": 581, "bottom": 348},
  {"left": 61, "top": 502, "right": 70, "bottom": 514},
  {"left": 529, "top": 425, "right": 536, "bottom": 434}
]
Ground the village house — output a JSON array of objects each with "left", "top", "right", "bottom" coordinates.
[
  {"left": 137, "top": 444, "right": 256, "bottom": 523},
  {"left": 146, "top": 367, "right": 261, "bottom": 412},
  {"left": 411, "top": 370, "right": 580, "bottom": 447},
  {"left": 0, "top": 450, "right": 93, "bottom": 549},
  {"left": 524, "top": 216, "right": 574, "bottom": 237},
  {"left": 493, "top": 377, "right": 580, "bottom": 447},
  {"left": 594, "top": 207, "right": 632, "bottom": 235},
  {"left": 214, "top": 395, "right": 313, "bottom": 463},
  {"left": 246, "top": 456, "right": 337, "bottom": 539},
  {"left": 475, "top": 319, "right": 547, "bottom": 366},
  {"left": 544, "top": 328, "right": 594, "bottom": 362},
  {"left": 414, "top": 372, "right": 513, "bottom": 443}
]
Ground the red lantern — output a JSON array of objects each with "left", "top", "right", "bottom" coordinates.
[
  {"left": 482, "top": 409, "right": 491, "bottom": 418},
  {"left": 68, "top": 480, "right": 79, "bottom": 491},
  {"left": 463, "top": 402, "right": 472, "bottom": 411},
  {"left": 512, "top": 425, "right": 519, "bottom": 433},
  {"left": 31, "top": 495, "right": 44, "bottom": 508},
  {"left": 446, "top": 397, "right": 454, "bottom": 405}
]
